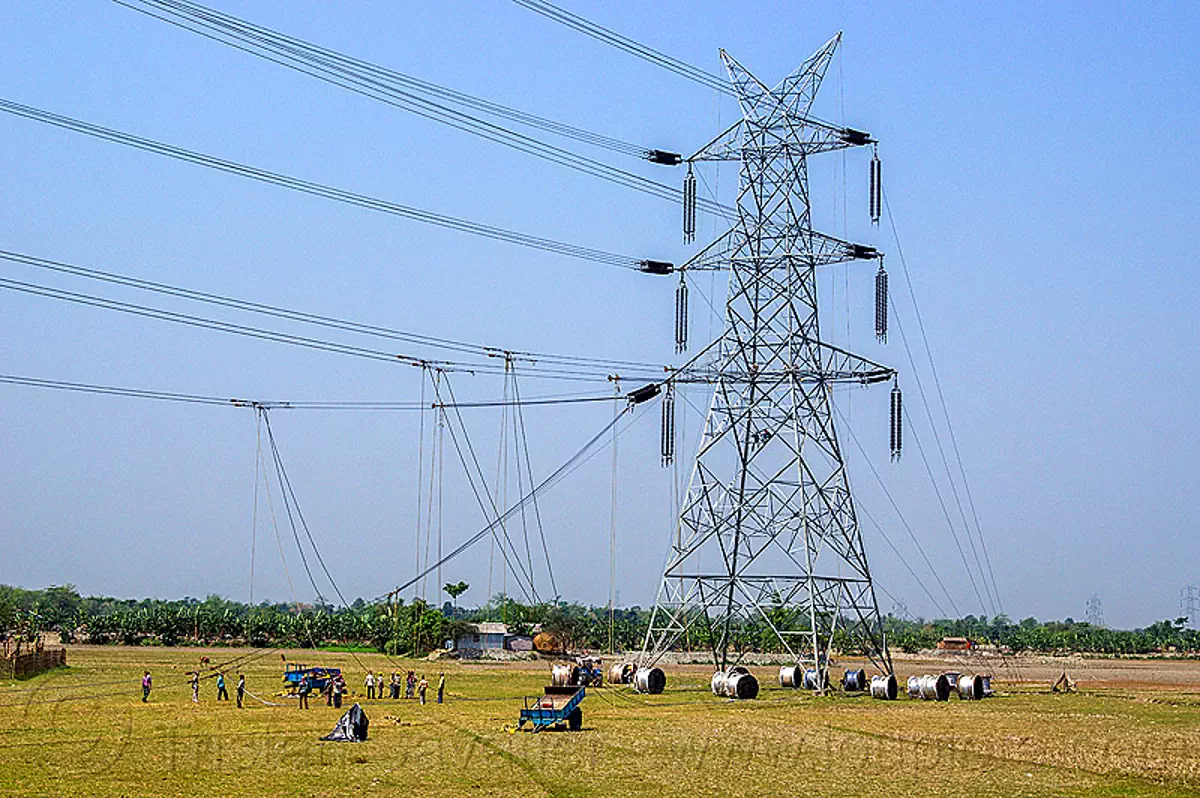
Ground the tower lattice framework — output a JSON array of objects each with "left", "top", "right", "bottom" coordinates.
[{"left": 641, "top": 35, "right": 896, "bottom": 677}]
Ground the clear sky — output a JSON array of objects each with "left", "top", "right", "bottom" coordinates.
[{"left": 1, "top": 1, "right": 1197, "bottom": 629}]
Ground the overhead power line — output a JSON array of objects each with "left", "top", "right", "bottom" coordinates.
[
  {"left": 511, "top": 0, "right": 733, "bottom": 95},
  {"left": 0, "top": 373, "right": 622, "bottom": 412},
  {"left": 0, "top": 98, "right": 654, "bottom": 271},
  {"left": 114, "top": 0, "right": 725, "bottom": 214},
  {"left": 0, "top": 248, "right": 669, "bottom": 375},
  {"left": 122, "top": 0, "right": 653, "bottom": 159}
]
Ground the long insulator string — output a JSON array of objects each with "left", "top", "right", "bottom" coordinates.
[
  {"left": 661, "top": 382, "right": 676, "bottom": 466},
  {"left": 875, "top": 257, "right": 888, "bottom": 344},
  {"left": 675, "top": 275, "right": 689, "bottom": 353},
  {"left": 869, "top": 147, "right": 882, "bottom": 225},
  {"left": 683, "top": 165, "right": 697, "bottom": 244},
  {"left": 890, "top": 382, "right": 903, "bottom": 461}
]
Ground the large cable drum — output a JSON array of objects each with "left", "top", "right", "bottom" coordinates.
[
  {"left": 942, "top": 672, "right": 961, "bottom": 692},
  {"left": 712, "top": 667, "right": 744, "bottom": 696},
  {"left": 779, "top": 665, "right": 803, "bottom": 689},
  {"left": 608, "top": 662, "right": 636, "bottom": 685},
  {"left": 906, "top": 676, "right": 922, "bottom": 699},
  {"left": 633, "top": 666, "right": 665, "bottom": 695},
  {"left": 957, "top": 674, "right": 984, "bottom": 700},
  {"left": 712, "top": 668, "right": 758, "bottom": 699},
  {"left": 917, "top": 674, "right": 950, "bottom": 701},
  {"left": 842, "top": 668, "right": 867, "bottom": 692},
  {"left": 803, "top": 668, "right": 828, "bottom": 691},
  {"left": 980, "top": 674, "right": 993, "bottom": 696},
  {"left": 870, "top": 674, "right": 898, "bottom": 700},
  {"left": 551, "top": 664, "right": 580, "bottom": 687}
]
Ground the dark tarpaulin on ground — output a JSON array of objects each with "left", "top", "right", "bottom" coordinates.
[{"left": 320, "top": 703, "right": 369, "bottom": 742}]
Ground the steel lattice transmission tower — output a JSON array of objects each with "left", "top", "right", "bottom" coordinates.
[
  {"left": 639, "top": 35, "right": 897, "bottom": 679},
  {"left": 1085, "top": 594, "right": 1105, "bottom": 627}
]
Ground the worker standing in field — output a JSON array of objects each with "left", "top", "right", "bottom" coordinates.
[
  {"left": 141, "top": 671, "right": 152, "bottom": 702},
  {"left": 437, "top": 672, "right": 445, "bottom": 704},
  {"left": 418, "top": 674, "right": 428, "bottom": 705},
  {"left": 216, "top": 672, "right": 229, "bottom": 701},
  {"left": 298, "top": 675, "right": 310, "bottom": 709},
  {"left": 236, "top": 673, "right": 245, "bottom": 708},
  {"left": 406, "top": 670, "right": 415, "bottom": 699},
  {"left": 190, "top": 671, "right": 200, "bottom": 703},
  {"left": 377, "top": 672, "right": 385, "bottom": 701},
  {"left": 364, "top": 671, "right": 375, "bottom": 699}
]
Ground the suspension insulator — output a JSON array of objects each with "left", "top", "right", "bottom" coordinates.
[
  {"left": 683, "top": 165, "right": 697, "bottom": 244},
  {"left": 661, "top": 383, "right": 676, "bottom": 466},
  {"left": 870, "top": 150, "right": 882, "bottom": 225},
  {"left": 875, "top": 258, "right": 888, "bottom": 344},
  {"left": 675, "top": 276, "right": 689, "bottom": 353},
  {"left": 890, "top": 383, "right": 903, "bottom": 461}
]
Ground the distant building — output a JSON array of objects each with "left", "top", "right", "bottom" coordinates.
[
  {"left": 937, "top": 637, "right": 975, "bottom": 651},
  {"left": 456, "top": 622, "right": 509, "bottom": 651}
]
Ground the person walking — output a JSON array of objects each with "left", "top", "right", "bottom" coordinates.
[
  {"left": 141, "top": 671, "right": 152, "bottom": 703},
  {"left": 216, "top": 672, "right": 229, "bottom": 701},
  {"left": 364, "top": 671, "right": 375, "bottom": 700},
  {"left": 190, "top": 671, "right": 200, "bottom": 703},
  {"left": 236, "top": 673, "right": 245, "bottom": 709},
  {"left": 437, "top": 672, "right": 445, "bottom": 704},
  {"left": 298, "top": 675, "right": 310, "bottom": 709},
  {"left": 418, "top": 674, "right": 428, "bottom": 705}
]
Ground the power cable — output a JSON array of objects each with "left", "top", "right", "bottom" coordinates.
[
  {"left": 831, "top": 404, "right": 962, "bottom": 617},
  {"left": 123, "top": 0, "right": 653, "bottom": 159},
  {"left": 883, "top": 189, "right": 1003, "bottom": 614},
  {"left": 0, "top": 373, "right": 624, "bottom": 411},
  {"left": 0, "top": 247, "right": 675, "bottom": 379},
  {"left": 111, "top": 2, "right": 729, "bottom": 216},
  {"left": 0, "top": 99, "right": 654, "bottom": 270}
]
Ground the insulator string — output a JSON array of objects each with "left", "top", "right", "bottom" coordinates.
[
  {"left": 869, "top": 147, "right": 881, "bottom": 225},
  {"left": 683, "top": 165, "right": 697, "bottom": 243},
  {"left": 875, "top": 257, "right": 888, "bottom": 344},
  {"left": 675, "top": 275, "right": 689, "bottom": 353},
  {"left": 890, "top": 382, "right": 903, "bottom": 461},
  {"left": 661, "top": 382, "right": 676, "bottom": 466}
]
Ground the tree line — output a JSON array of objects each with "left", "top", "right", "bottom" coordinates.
[{"left": 2, "top": 584, "right": 1197, "bottom": 657}]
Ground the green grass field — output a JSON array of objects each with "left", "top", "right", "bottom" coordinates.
[{"left": 2, "top": 647, "right": 1198, "bottom": 796}]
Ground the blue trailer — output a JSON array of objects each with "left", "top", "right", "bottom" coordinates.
[
  {"left": 517, "top": 685, "right": 586, "bottom": 732},
  {"left": 282, "top": 663, "right": 341, "bottom": 696}
]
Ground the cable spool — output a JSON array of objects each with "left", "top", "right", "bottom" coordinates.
[
  {"left": 660, "top": 382, "right": 675, "bottom": 466},
  {"left": 675, "top": 275, "right": 689, "bottom": 353},
  {"left": 842, "top": 668, "right": 867, "bottom": 692},
  {"left": 633, "top": 666, "right": 665, "bottom": 694},
  {"left": 869, "top": 148, "right": 881, "bottom": 225},
  {"left": 779, "top": 665, "right": 803, "bottom": 689},
  {"left": 875, "top": 258, "right": 888, "bottom": 344},
  {"left": 890, "top": 383, "right": 903, "bottom": 462},
  {"left": 870, "top": 674, "right": 898, "bottom": 700},
  {"left": 803, "top": 668, "right": 828, "bottom": 691},
  {"left": 683, "top": 165, "right": 697, "bottom": 243}
]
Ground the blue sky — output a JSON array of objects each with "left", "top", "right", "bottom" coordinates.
[{"left": 1, "top": 1, "right": 1197, "bottom": 628}]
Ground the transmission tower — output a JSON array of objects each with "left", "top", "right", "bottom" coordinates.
[
  {"left": 1085, "top": 594, "right": 1104, "bottom": 627},
  {"left": 639, "top": 35, "right": 897, "bottom": 681},
  {"left": 1181, "top": 586, "right": 1200, "bottom": 629}
]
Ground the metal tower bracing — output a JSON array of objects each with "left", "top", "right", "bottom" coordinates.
[{"left": 639, "top": 34, "right": 896, "bottom": 678}]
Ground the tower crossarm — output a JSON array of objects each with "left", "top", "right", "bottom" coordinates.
[
  {"left": 674, "top": 337, "right": 894, "bottom": 386},
  {"left": 680, "top": 227, "right": 882, "bottom": 273},
  {"left": 688, "top": 117, "right": 874, "bottom": 163}
]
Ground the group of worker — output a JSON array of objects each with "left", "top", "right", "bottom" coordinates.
[
  {"left": 364, "top": 670, "right": 445, "bottom": 705},
  {"left": 139, "top": 667, "right": 446, "bottom": 708},
  {"left": 140, "top": 669, "right": 247, "bottom": 707}
]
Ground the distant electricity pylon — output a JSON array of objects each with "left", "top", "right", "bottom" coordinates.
[
  {"left": 639, "top": 35, "right": 896, "bottom": 681},
  {"left": 1181, "top": 586, "right": 1200, "bottom": 629},
  {"left": 1085, "top": 594, "right": 1105, "bottom": 627}
]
